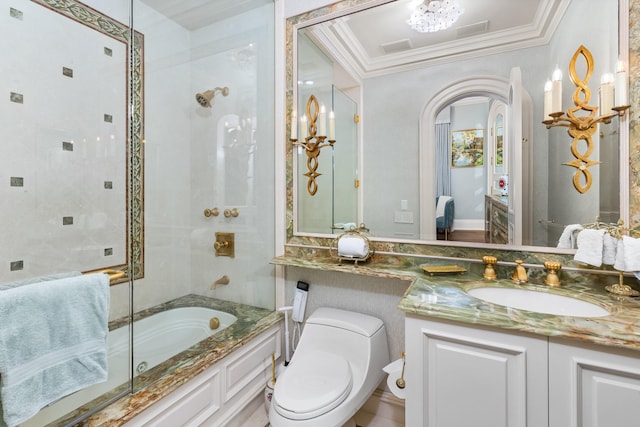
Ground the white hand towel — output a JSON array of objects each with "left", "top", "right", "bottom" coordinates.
[
  {"left": 574, "top": 229, "right": 606, "bottom": 267},
  {"left": 622, "top": 236, "right": 640, "bottom": 271},
  {"left": 557, "top": 224, "right": 583, "bottom": 249},
  {"left": 338, "top": 235, "right": 369, "bottom": 258},
  {"left": 614, "top": 238, "right": 626, "bottom": 271},
  {"left": 602, "top": 233, "right": 619, "bottom": 265}
]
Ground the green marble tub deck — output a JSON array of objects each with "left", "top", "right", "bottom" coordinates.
[
  {"left": 54, "top": 294, "right": 280, "bottom": 427},
  {"left": 273, "top": 255, "right": 640, "bottom": 351}
]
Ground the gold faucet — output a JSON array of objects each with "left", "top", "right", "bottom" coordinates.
[
  {"left": 511, "top": 260, "right": 528, "bottom": 283},
  {"left": 482, "top": 256, "right": 497, "bottom": 280},
  {"left": 543, "top": 261, "right": 562, "bottom": 287},
  {"left": 211, "top": 275, "right": 230, "bottom": 289}
]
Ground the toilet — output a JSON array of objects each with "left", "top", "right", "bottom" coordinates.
[{"left": 269, "top": 307, "right": 389, "bottom": 427}]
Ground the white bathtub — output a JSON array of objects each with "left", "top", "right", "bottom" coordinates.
[{"left": 21, "top": 306, "right": 237, "bottom": 427}]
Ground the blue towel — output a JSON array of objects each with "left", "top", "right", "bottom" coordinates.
[
  {"left": 0, "top": 271, "right": 82, "bottom": 291},
  {"left": 0, "top": 274, "right": 110, "bottom": 427}
]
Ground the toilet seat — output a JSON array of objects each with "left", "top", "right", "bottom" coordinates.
[{"left": 273, "top": 351, "right": 353, "bottom": 420}]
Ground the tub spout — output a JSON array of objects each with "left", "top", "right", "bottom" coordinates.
[{"left": 212, "top": 275, "right": 230, "bottom": 289}]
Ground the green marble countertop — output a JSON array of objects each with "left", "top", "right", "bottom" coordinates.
[
  {"left": 273, "top": 255, "right": 640, "bottom": 351},
  {"left": 401, "top": 275, "right": 640, "bottom": 351}
]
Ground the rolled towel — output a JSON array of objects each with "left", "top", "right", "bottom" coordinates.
[
  {"left": 602, "top": 233, "right": 619, "bottom": 265},
  {"left": 574, "top": 229, "right": 606, "bottom": 267},
  {"left": 557, "top": 224, "right": 583, "bottom": 249},
  {"left": 337, "top": 235, "right": 369, "bottom": 258}
]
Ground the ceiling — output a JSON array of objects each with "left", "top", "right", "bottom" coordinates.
[
  {"left": 301, "top": 0, "right": 570, "bottom": 78},
  {"left": 138, "top": 0, "right": 271, "bottom": 30}
]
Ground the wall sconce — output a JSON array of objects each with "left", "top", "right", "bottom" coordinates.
[
  {"left": 543, "top": 45, "right": 629, "bottom": 194},
  {"left": 290, "top": 94, "right": 336, "bottom": 195}
]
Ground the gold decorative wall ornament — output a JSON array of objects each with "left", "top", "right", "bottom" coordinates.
[
  {"left": 543, "top": 45, "right": 629, "bottom": 194},
  {"left": 290, "top": 95, "right": 336, "bottom": 195}
]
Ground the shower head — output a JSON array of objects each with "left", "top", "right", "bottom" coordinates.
[{"left": 196, "top": 86, "right": 229, "bottom": 108}]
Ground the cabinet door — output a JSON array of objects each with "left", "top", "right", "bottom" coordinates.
[
  {"left": 406, "top": 316, "right": 548, "bottom": 427},
  {"left": 549, "top": 338, "right": 640, "bottom": 427}
]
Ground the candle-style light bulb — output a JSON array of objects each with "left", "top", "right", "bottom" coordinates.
[
  {"left": 544, "top": 80, "right": 553, "bottom": 119},
  {"left": 319, "top": 104, "right": 327, "bottom": 136},
  {"left": 600, "top": 72, "right": 614, "bottom": 116},
  {"left": 615, "top": 60, "right": 628, "bottom": 106},
  {"left": 290, "top": 110, "right": 297, "bottom": 140},
  {"left": 328, "top": 110, "right": 335, "bottom": 140},
  {"left": 551, "top": 66, "right": 562, "bottom": 113},
  {"left": 300, "top": 115, "right": 307, "bottom": 140}
]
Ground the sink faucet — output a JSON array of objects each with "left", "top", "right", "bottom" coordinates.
[
  {"left": 543, "top": 261, "right": 562, "bottom": 287},
  {"left": 511, "top": 260, "right": 528, "bottom": 283}
]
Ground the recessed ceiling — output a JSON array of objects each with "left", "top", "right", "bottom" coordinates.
[{"left": 302, "top": 0, "right": 570, "bottom": 78}]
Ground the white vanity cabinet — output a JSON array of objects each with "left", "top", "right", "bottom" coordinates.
[
  {"left": 405, "top": 315, "right": 548, "bottom": 427},
  {"left": 406, "top": 315, "right": 640, "bottom": 427},
  {"left": 548, "top": 337, "right": 640, "bottom": 427}
]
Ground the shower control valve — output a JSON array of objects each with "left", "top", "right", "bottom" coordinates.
[{"left": 214, "top": 232, "right": 235, "bottom": 257}]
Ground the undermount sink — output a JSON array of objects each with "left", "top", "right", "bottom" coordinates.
[{"left": 467, "top": 287, "right": 610, "bottom": 318}]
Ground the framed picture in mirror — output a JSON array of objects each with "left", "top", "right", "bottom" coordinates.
[{"left": 451, "top": 128, "right": 484, "bottom": 168}]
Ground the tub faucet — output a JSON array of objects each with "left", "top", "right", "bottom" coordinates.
[
  {"left": 212, "top": 275, "right": 230, "bottom": 289},
  {"left": 511, "top": 260, "right": 528, "bottom": 283}
]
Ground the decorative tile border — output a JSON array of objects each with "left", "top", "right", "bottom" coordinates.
[{"left": 30, "top": 0, "right": 145, "bottom": 282}]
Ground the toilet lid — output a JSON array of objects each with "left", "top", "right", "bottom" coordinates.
[{"left": 274, "top": 351, "right": 353, "bottom": 420}]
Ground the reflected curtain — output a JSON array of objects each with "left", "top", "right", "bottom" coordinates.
[{"left": 435, "top": 122, "right": 451, "bottom": 196}]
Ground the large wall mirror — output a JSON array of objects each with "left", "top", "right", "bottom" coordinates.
[{"left": 288, "top": 0, "right": 630, "bottom": 254}]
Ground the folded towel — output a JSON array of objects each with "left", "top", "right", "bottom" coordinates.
[
  {"left": 621, "top": 236, "right": 640, "bottom": 271},
  {"left": 602, "top": 234, "right": 619, "bottom": 265},
  {"left": 574, "top": 229, "right": 606, "bottom": 267},
  {"left": 436, "top": 196, "right": 451, "bottom": 218},
  {"left": 0, "top": 274, "right": 109, "bottom": 427},
  {"left": 0, "top": 271, "right": 82, "bottom": 291},
  {"left": 557, "top": 224, "right": 583, "bottom": 249},
  {"left": 614, "top": 238, "right": 626, "bottom": 271}
]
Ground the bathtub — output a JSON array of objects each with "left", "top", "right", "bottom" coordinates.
[{"left": 21, "top": 304, "right": 237, "bottom": 427}]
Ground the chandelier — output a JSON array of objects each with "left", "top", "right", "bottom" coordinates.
[{"left": 407, "top": 0, "right": 465, "bottom": 33}]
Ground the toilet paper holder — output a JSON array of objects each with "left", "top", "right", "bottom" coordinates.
[{"left": 383, "top": 352, "right": 407, "bottom": 400}]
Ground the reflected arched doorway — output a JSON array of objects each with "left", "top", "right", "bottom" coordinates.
[{"left": 419, "top": 71, "right": 533, "bottom": 244}]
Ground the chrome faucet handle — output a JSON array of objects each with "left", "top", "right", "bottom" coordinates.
[
  {"left": 482, "top": 256, "right": 497, "bottom": 280},
  {"left": 543, "top": 261, "right": 562, "bottom": 287}
]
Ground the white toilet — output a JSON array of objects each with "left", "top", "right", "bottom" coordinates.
[{"left": 269, "top": 307, "right": 389, "bottom": 427}]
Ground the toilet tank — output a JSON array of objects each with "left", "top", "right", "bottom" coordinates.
[
  {"left": 296, "top": 308, "right": 388, "bottom": 371},
  {"left": 305, "top": 307, "right": 384, "bottom": 337}
]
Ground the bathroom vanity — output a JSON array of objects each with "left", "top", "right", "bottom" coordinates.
[
  {"left": 273, "top": 255, "right": 640, "bottom": 427},
  {"left": 401, "top": 275, "right": 640, "bottom": 427}
]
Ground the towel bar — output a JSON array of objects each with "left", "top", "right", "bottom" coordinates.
[{"left": 93, "top": 269, "right": 126, "bottom": 282}]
